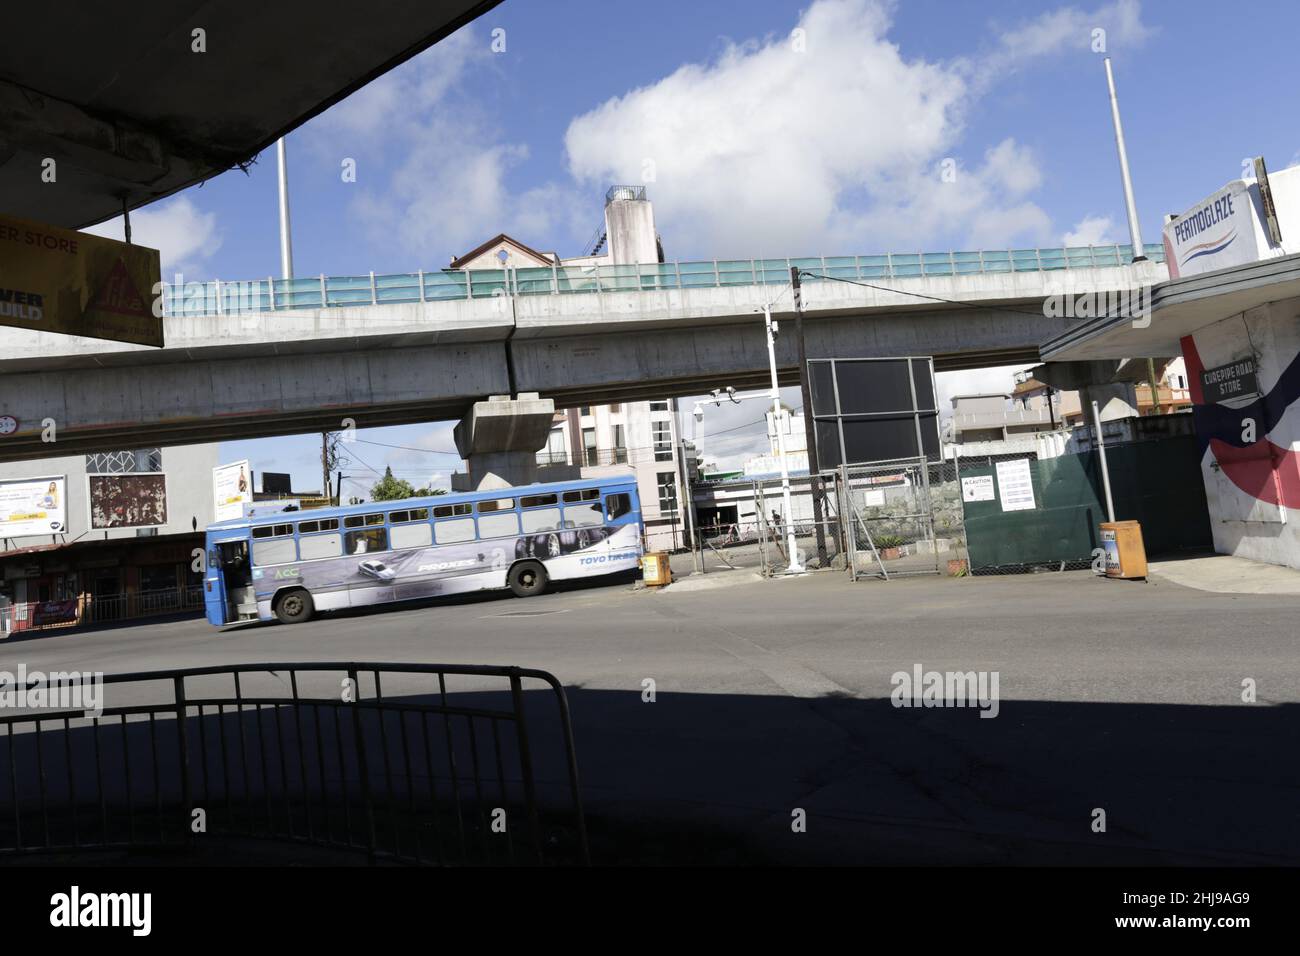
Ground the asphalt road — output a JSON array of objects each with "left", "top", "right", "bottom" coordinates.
[{"left": 4, "top": 569, "right": 1299, "bottom": 864}]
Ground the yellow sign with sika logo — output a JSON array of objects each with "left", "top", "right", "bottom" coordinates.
[{"left": 0, "top": 213, "right": 163, "bottom": 347}]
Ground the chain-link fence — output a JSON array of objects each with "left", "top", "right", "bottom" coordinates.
[
  {"left": 688, "top": 473, "right": 845, "bottom": 576},
  {"left": 839, "top": 457, "right": 968, "bottom": 579}
]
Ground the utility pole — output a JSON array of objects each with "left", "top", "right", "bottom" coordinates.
[
  {"left": 320, "top": 431, "right": 332, "bottom": 502},
  {"left": 790, "top": 267, "right": 829, "bottom": 565}
]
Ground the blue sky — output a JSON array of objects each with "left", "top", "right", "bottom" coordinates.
[{"left": 86, "top": 0, "right": 1300, "bottom": 495}]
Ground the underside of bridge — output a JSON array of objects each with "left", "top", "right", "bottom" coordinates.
[{"left": 0, "top": 0, "right": 502, "bottom": 227}]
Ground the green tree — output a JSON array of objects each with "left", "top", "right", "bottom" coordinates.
[{"left": 370, "top": 467, "right": 415, "bottom": 502}]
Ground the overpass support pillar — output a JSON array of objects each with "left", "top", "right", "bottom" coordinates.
[{"left": 453, "top": 393, "right": 555, "bottom": 491}]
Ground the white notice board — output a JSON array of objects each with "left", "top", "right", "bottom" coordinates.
[{"left": 995, "top": 458, "right": 1036, "bottom": 512}]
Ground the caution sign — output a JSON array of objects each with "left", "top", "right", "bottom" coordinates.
[{"left": 0, "top": 213, "right": 162, "bottom": 347}]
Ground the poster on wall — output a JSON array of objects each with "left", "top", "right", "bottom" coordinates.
[
  {"left": 87, "top": 473, "right": 168, "bottom": 530},
  {"left": 213, "top": 460, "right": 252, "bottom": 522},
  {"left": 995, "top": 459, "right": 1036, "bottom": 512},
  {"left": 0, "top": 476, "right": 67, "bottom": 538}
]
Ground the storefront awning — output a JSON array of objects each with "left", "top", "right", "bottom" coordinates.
[{"left": 1041, "top": 253, "right": 1300, "bottom": 362}]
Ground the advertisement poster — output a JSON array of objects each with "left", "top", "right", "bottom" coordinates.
[
  {"left": 0, "top": 476, "right": 67, "bottom": 538},
  {"left": 87, "top": 473, "right": 168, "bottom": 530},
  {"left": 995, "top": 459, "right": 1036, "bottom": 512},
  {"left": 0, "top": 213, "right": 163, "bottom": 347},
  {"left": 213, "top": 460, "right": 252, "bottom": 522}
]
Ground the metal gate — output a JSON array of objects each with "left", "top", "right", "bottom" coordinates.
[
  {"left": 840, "top": 457, "right": 967, "bottom": 579},
  {"left": 0, "top": 661, "right": 588, "bottom": 865}
]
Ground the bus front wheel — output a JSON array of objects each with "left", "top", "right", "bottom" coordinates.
[
  {"left": 508, "top": 561, "right": 548, "bottom": 598},
  {"left": 275, "top": 588, "right": 314, "bottom": 624}
]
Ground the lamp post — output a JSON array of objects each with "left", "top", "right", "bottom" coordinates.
[{"left": 764, "top": 303, "right": 804, "bottom": 574}]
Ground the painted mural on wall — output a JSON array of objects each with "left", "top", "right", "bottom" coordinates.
[{"left": 1180, "top": 313, "right": 1300, "bottom": 531}]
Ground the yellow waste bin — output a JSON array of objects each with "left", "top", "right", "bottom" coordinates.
[
  {"left": 641, "top": 552, "right": 672, "bottom": 587},
  {"left": 1100, "top": 521, "right": 1147, "bottom": 580}
]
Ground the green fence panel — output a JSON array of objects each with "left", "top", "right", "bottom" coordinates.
[
  {"left": 960, "top": 436, "right": 1212, "bottom": 571},
  {"left": 961, "top": 453, "right": 1106, "bottom": 569}
]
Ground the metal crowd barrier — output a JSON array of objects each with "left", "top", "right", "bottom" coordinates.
[{"left": 0, "top": 662, "right": 588, "bottom": 865}]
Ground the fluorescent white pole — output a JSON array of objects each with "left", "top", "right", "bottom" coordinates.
[
  {"left": 765, "top": 303, "right": 804, "bottom": 574},
  {"left": 1092, "top": 400, "right": 1116, "bottom": 523},
  {"left": 1104, "top": 58, "right": 1146, "bottom": 262},
  {"left": 276, "top": 137, "right": 294, "bottom": 279}
]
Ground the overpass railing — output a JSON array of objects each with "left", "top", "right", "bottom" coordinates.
[{"left": 161, "top": 243, "right": 1167, "bottom": 318}]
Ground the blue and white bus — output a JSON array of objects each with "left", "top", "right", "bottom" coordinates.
[{"left": 203, "top": 476, "right": 642, "bottom": 626}]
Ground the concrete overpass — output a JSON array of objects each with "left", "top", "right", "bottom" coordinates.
[{"left": 0, "top": 247, "right": 1167, "bottom": 462}]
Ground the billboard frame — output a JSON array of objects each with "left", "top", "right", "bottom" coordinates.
[
  {"left": 0, "top": 474, "right": 68, "bottom": 541},
  {"left": 807, "top": 355, "right": 943, "bottom": 468},
  {"left": 84, "top": 471, "right": 169, "bottom": 532}
]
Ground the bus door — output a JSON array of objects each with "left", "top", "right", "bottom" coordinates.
[{"left": 206, "top": 539, "right": 255, "bottom": 625}]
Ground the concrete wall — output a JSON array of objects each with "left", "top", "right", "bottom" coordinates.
[
  {"left": 0, "top": 442, "right": 219, "bottom": 548},
  {"left": 1179, "top": 294, "right": 1300, "bottom": 568}
]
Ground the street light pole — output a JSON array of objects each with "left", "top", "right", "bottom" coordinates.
[
  {"left": 276, "top": 137, "right": 294, "bottom": 280},
  {"left": 765, "top": 303, "right": 804, "bottom": 574}
]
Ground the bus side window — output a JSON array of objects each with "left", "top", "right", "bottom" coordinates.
[
  {"left": 606, "top": 493, "right": 632, "bottom": 520},
  {"left": 345, "top": 528, "right": 388, "bottom": 555}
]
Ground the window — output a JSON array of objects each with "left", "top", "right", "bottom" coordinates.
[
  {"left": 579, "top": 406, "right": 591, "bottom": 417},
  {"left": 522, "top": 507, "right": 563, "bottom": 533},
  {"left": 434, "top": 518, "right": 476, "bottom": 544},
  {"left": 520, "top": 493, "right": 558, "bottom": 508},
  {"left": 345, "top": 528, "right": 388, "bottom": 555},
  {"left": 582, "top": 427, "right": 597, "bottom": 466},
  {"left": 299, "top": 533, "right": 343, "bottom": 560},
  {"left": 649, "top": 400, "right": 670, "bottom": 412},
  {"left": 478, "top": 512, "right": 520, "bottom": 538},
  {"left": 252, "top": 523, "right": 294, "bottom": 539},
  {"left": 606, "top": 493, "right": 632, "bottom": 520},
  {"left": 657, "top": 473, "right": 678, "bottom": 513},
  {"left": 613, "top": 424, "right": 627, "bottom": 463},
  {"left": 388, "top": 508, "right": 429, "bottom": 523},
  {"left": 253, "top": 538, "right": 298, "bottom": 566},
  {"left": 566, "top": 501, "right": 603, "bottom": 528},
  {"left": 563, "top": 488, "right": 601, "bottom": 502},
  {"left": 538, "top": 427, "right": 567, "bottom": 465},
  {"left": 477, "top": 498, "right": 515, "bottom": 513},
  {"left": 298, "top": 518, "right": 339, "bottom": 534},
  {"left": 434, "top": 502, "right": 472, "bottom": 518},
  {"left": 391, "top": 523, "right": 433, "bottom": 550},
  {"left": 653, "top": 421, "right": 673, "bottom": 462},
  {"left": 344, "top": 513, "right": 385, "bottom": 528}
]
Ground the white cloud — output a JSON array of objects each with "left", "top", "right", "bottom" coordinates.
[
  {"left": 82, "top": 196, "right": 222, "bottom": 276},
  {"left": 562, "top": 0, "right": 1152, "bottom": 258},
  {"left": 311, "top": 27, "right": 588, "bottom": 264},
  {"left": 989, "top": 0, "right": 1152, "bottom": 71},
  {"left": 1062, "top": 214, "right": 1117, "bottom": 246}
]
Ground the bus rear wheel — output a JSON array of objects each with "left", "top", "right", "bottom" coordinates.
[
  {"left": 275, "top": 588, "right": 314, "bottom": 624},
  {"left": 508, "top": 561, "right": 548, "bottom": 598}
]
